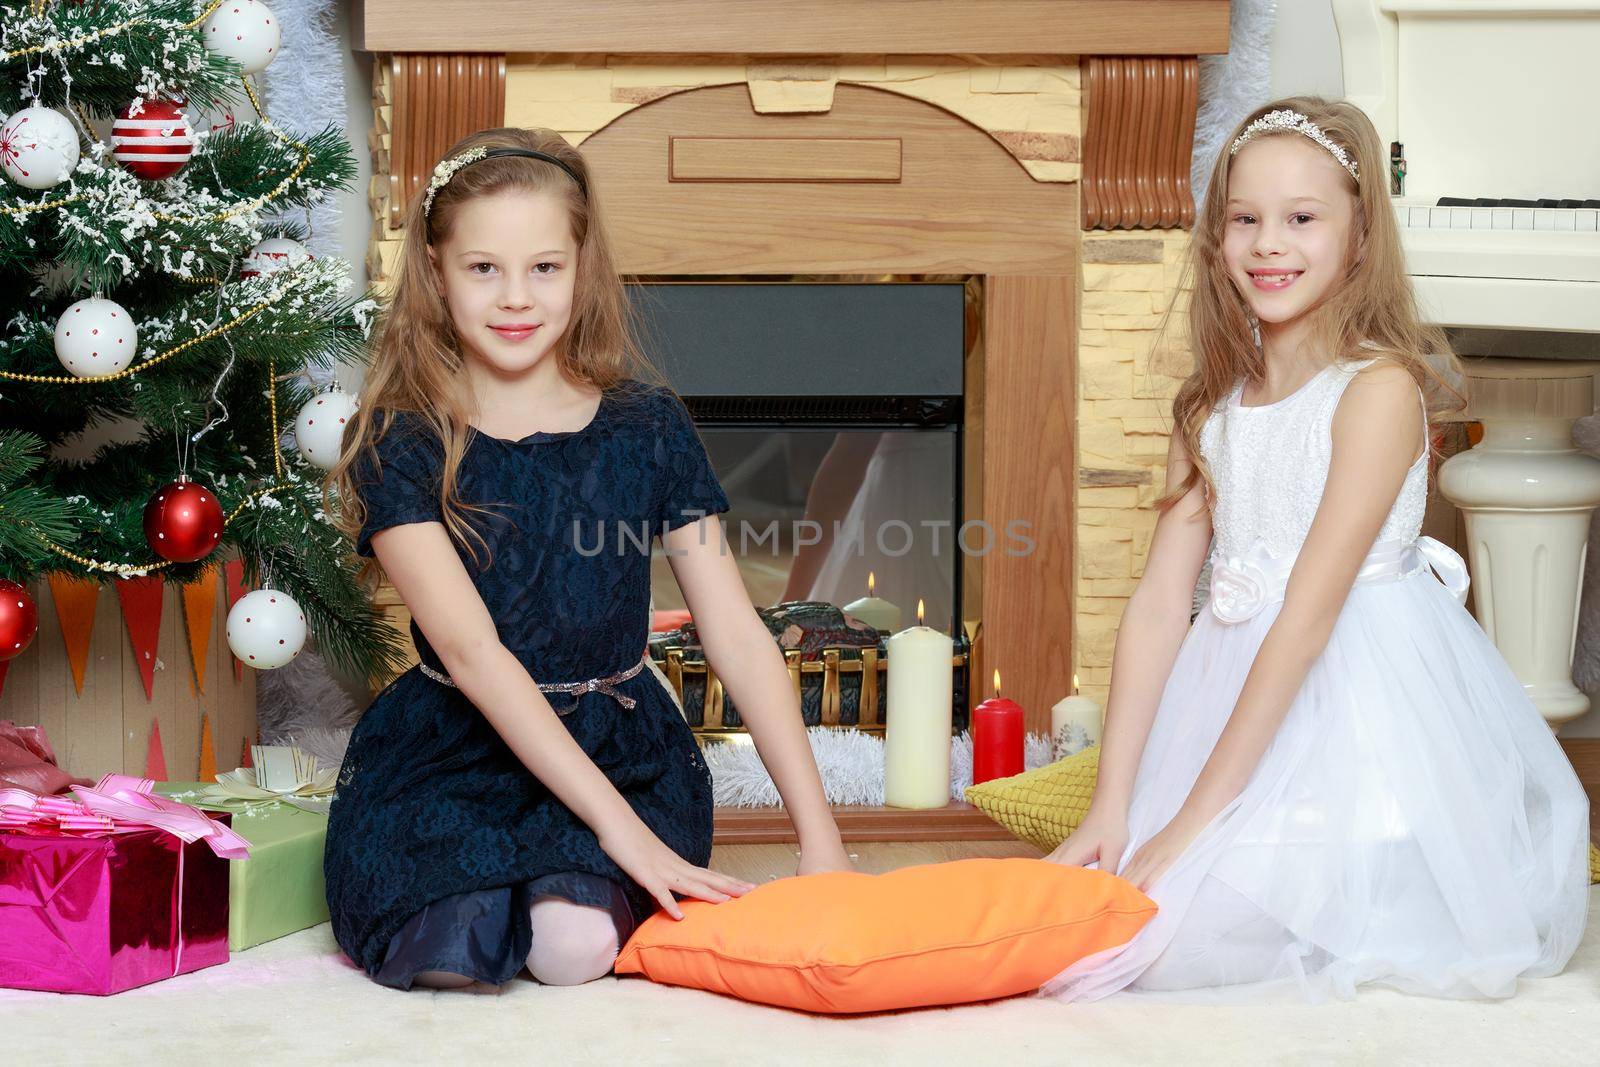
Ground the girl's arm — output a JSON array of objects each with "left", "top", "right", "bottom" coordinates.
[
  {"left": 1120, "top": 363, "right": 1425, "bottom": 890},
  {"left": 663, "top": 514, "right": 852, "bottom": 874},
  {"left": 1047, "top": 430, "right": 1213, "bottom": 868},
  {"left": 371, "top": 522, "right": 754, "bottom": 919}
]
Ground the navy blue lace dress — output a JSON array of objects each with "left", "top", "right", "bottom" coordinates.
[{"left": 324, "top": 380, "right": 727, "bottom": 989}]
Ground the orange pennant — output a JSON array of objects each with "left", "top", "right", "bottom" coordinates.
[
  {"left": 48, "top": 573, "right": 100, "bottom": 696},
  {"left": 116, "top": 576, "right": 164, "bottom": 701},
  {"left": 181, "top": 568, "right": 218, "bottom": 694},
  {"left": 198, "top": 712, "right": 217, "bottom": 782},
  {"left": 224, "top": 559, "right": 248, "bottom": 682},
  {"left": 145, "top": 718, "right": 168, "bottom": 781}
]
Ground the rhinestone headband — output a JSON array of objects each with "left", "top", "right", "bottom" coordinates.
[
  {"left": 1229, "top": 109, "right": 1359, "bottom": 182},
  {"left": 422, "top": 146, "right": 587, "bottom": 216}
]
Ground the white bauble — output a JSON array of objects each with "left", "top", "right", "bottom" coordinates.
[
  {"left": 239, "top": 237, "right": 312, "bottom": 279},
  {"left": 201, "top": 0, "right": 282, "bottom": 75},
  {"left": 293, "top": 390, "right": 359, "bottom": 469},
  {"left": 54, "top": 297, "right": 137, "bottom": 377},
  {"left": 0, "top": 106, "right": 81, "bottom": 189},
  {"left": 226, "top": 587, "right": 307, "bottom": 669}
]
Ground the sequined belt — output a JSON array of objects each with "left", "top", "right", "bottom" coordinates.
[
  {"left": 417, "top": 656, "right": 647, "bottom": 712},
  {"left": 1208, "top": 535, "right": 1470, "bottom": 625}
]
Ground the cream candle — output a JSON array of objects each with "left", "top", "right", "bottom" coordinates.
[
  {"left": 842, "top": 571, "right": 903, "bottom": 633},
  {"left": 883, "top": 599, "right": 954, "bottom": 809},
  {"left": 1051, "top": 673, "right": 1103, "bottom": 758}
]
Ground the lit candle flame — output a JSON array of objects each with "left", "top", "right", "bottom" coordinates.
[
  {"left": 993, "top": 668, "right": 1002, "bottom": 699},
  {"left": 916, "top": 598, "right": 925, "bottom": 626},
  {"left": 1072, "top": 672, "right": 1080, "bottom": 695},
  {"left": 867, "top": 571, "right": 876, "bottom": 596}
]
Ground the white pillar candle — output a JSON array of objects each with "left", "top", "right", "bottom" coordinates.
[
  {"left": 1051, "top": 674, "right": 1103, "bottom": 758},
  {"left": 842, "top": 571, "right": 903, "bottom": 633},
  {"left": 883, "top": 599, "right": 953, "bottom": 809}
]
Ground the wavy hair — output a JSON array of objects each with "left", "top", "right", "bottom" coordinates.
[
  {"left": 327, "top": 128, "right": 661, "bottom": 574},
  {"left": 1156, "top": 96, "right": 1464, "bottom": 515}
]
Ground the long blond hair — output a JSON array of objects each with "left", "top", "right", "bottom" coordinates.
[
  {"left": 1158, "top": 96, "right": 1464, "bottom": 514},
  {"left": 328, "top": 128, "right": 661, "bottom": 572}
]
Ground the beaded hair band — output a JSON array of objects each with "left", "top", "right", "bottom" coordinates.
[
  {"left": 422, "top": 146, "right": 587, "bottom": 216},
  {"left": 1228, "top": 109, "right": 1359, "bottom": 182}
]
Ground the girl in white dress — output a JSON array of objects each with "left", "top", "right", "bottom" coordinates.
[{"left": 1045, "top": 98, "right": 1589, "bottom": 1001}]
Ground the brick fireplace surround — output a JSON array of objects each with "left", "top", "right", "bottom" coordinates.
[{"left": 354, "top": 1, "right": 1231, "bottom": 737}]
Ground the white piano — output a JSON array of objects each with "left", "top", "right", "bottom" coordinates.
[
  {"left": 1335, "top": 0, "right": 1600, "bottom": 332},
  {"left": 1335, "top": 1, "right": 1600, "bottom": 730}
]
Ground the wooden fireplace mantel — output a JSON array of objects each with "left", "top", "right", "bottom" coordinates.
[{"left": 356, "top": 0, "right": 1230, "bottom": 56}]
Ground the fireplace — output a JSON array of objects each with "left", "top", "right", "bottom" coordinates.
[
  {"left": 357, "top": 1, "right": 1228, "bottom": 730},
  {"left": 635, "top": 280, "right": 969, "bottom": 634}
]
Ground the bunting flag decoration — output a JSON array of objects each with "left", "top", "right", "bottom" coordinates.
[
  {"left": 0, "top": 659, "right": 9, "bottom": 700},
  {"left": 224, "top": 559, "right": 248, "bottom": 682},
  {"left": 115, "top": 576, "right": 164, "bottom": 700},
  {"left": 48, "top": 573, "right": 99, "bottom": 695},
  {"left": 240, "top": 737, "right": 253, "bottom": 769},
  {"left": 145, "top": 718, "right": 168, "bottom": 781},
  {"left": 181, "top": 567, "right": 219, "bottom": 694},
  {"left": 198, "top": 712, "right": 217, "bottom": 782}
]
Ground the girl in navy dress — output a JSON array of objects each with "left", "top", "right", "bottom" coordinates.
[{"left": 324, "top": 128, "right": 850, "bottom": 992}]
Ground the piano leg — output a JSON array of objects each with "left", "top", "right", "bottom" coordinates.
[{"left": 1439, "top": 358, "right": 1600, "bottom": 730}]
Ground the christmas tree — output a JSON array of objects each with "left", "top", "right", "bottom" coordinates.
[{"left": 0, "top": 1, "right": 403, "bottom": 684}]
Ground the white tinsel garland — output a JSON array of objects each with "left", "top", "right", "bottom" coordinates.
[{"left": 704, "top": 725, "right": 1091, "bottom": 809}]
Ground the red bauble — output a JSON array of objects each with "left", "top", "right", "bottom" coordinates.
[
  {"left": 0, "top": 578, "right": 38, "bottom": 661},
  {"left": 143, "top": 477, "right": 225, "bottom": 563},
  {"left": 112, "top": 99, "right": 195, "bottom": 180}
]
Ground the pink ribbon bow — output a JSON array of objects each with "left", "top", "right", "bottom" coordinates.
[{"left": 0, "top": 773, "right": 250, "bottom": 860}]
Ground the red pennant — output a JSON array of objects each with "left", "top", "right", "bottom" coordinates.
[
  {"left": 115, "top": 576, "right": 164, "bottom": 701},
  {"left": 145, "top": 718, "right": 168, "bottom": 781},
  {"left": 0, "top": 659, "right": 9, "bottom": 700},
  {"left": 240, "top": 738, "right": 253, "bottom": 768},
  {"left": 224, "top": 559, "right": 248, "bottom": 682}
]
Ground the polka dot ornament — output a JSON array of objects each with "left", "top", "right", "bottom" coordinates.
[
  {"left": 142, "top": 476, "right": 225, "bottom": 563},
  {"left": 54, "top": 297, "right": 137, "bottom": 377},
  {"left": 292, "top": 389, "right": 358, "bottom": 469},
  {"left": 226, "top": 587, "right": 306, "bottom": 669},
  {"left": 0, "top": 578, "right": 39, "bottom": 661},
  {"left": 201, "top": 0, "right": 281, "bottom": 76}
]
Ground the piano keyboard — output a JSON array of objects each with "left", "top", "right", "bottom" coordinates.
[{"left": 1394, "top": 199, "right": 1600, "bottom": 233}]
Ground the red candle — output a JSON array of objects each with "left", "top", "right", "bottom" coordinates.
[{"left": 972, "top": 669, "right": 1025, "bottom": 785}]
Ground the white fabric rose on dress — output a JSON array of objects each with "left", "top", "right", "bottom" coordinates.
[{"left": 1210, "top": 555, "right": 1273, "bottom": 624}]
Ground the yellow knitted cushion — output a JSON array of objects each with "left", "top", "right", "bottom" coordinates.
[
  {"left": 965, "top": 746, "right": 1099, "bottom": 854},
  {"left": 1590, "top": 843, "right": 1599, "bottom": 885}
]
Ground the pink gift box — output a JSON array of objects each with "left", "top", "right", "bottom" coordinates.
[{"left": 0, "top": 776, "right": 243, "bottom": 996}]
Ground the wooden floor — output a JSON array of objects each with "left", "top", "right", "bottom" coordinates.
[{"left": 710, "top": 838, "right": 1041, "bottom": 883}]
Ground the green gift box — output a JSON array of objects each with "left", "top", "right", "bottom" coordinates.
[{"left": 156, "top": 782, "right": 330, "bottom": 951}]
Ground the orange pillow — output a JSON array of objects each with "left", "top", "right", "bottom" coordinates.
[{"left": 614, "top": 857, "right": 1155, "bottom": 1013}]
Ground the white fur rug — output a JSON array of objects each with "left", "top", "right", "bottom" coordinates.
[{"left": 4, "top": 885, "right": 1594, "bottom": 1066}]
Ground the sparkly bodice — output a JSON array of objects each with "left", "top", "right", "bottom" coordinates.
[{"left": 1197, "top": 357, "right": 1429, "bottom": 559}]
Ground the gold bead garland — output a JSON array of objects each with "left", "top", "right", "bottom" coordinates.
[{"left": 3, "top": 1, "right": 227, "bottom": 61}]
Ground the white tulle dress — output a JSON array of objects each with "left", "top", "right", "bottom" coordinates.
[{"left": 1044, "top": 357, "right": 1590, "bottom": 1002}]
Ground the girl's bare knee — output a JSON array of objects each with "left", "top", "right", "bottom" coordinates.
[{"left": 526, "top": 896, "right": 619, "bottom": 986}]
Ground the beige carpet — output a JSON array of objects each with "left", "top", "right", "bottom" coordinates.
[{"left": 5, "top": 868, "right": 1596, "bottom": 1066}]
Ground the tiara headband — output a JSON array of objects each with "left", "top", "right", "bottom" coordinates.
[
  {"left": 422, "top": 146, "right": 587, "bottom": 216},
  {"left": 1228, "top": 109, "right": 1359, "bottom": 182}
]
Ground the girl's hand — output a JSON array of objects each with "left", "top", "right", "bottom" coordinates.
[
  {"left": 1044, "top": 807, "right": 1129, "bottom": 873},
  {"left": 599, "top": 821, "right": 755, "bottom": 920},
  {"left": 795, "top": 837, "right": 854, "bottom": 876},
  {"left": 1118, "top": 815, "right": 1202, "bottom": 892}
]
